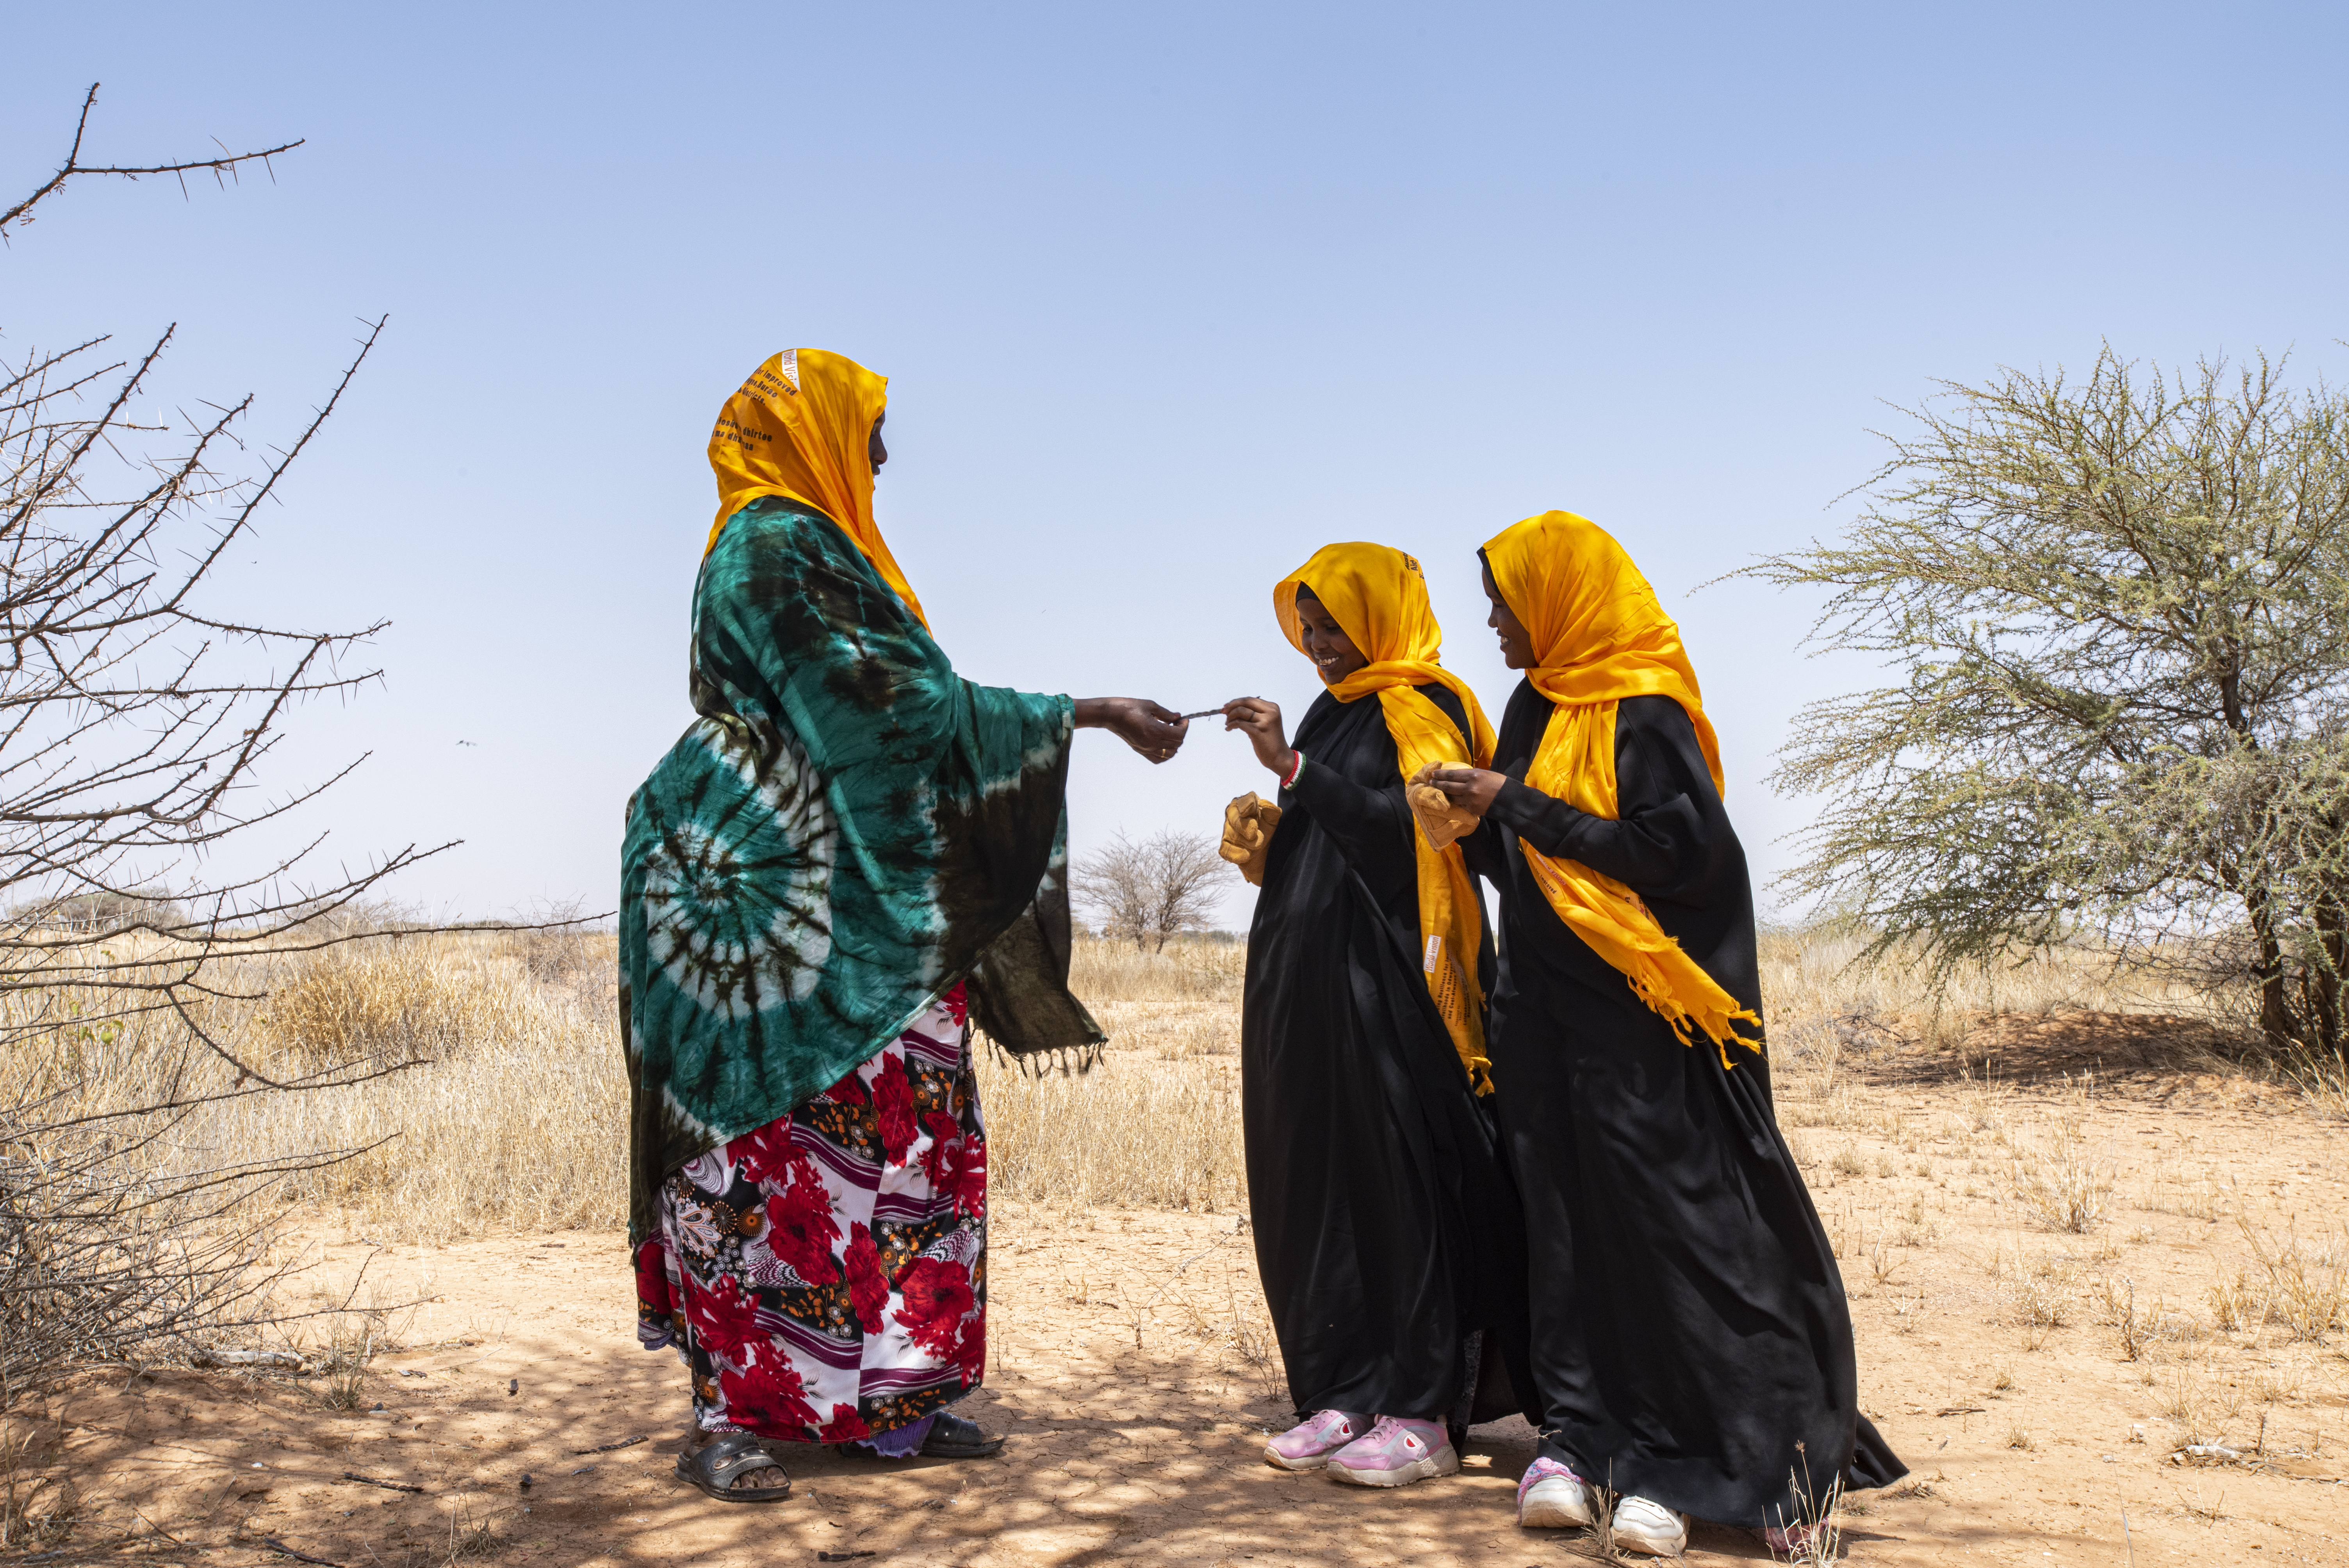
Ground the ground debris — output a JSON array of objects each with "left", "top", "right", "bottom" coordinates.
[
  {"left": 2172, "top": 1443, "right": 2244, "bottom": 1466},
  {"left": 191, "top": 1348, "right": 305, "bottom": 1370}
]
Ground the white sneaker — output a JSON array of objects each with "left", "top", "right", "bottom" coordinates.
[
  {"left": 1515, "top": 1457, "right": 1595, "bottom": 1528},
  {"left": 1611, "top": 1494, "right": 1689, "bottom": 1557}
]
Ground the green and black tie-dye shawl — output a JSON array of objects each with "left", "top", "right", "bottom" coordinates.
[{"left": 620, "top": 497, "right": 1104, "bottom": 1242}]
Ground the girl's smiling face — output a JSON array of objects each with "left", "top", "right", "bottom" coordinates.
[
  {"left": 1482, "top": 559, "right": 1536, "bottom": 669},
  {"left": 1296, "top": 590, "right": 1369, "bottom": 685}
]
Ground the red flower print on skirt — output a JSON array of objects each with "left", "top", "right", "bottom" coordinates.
[
  {"left": 686, "top": 1273, "right": 765, "bottom": 1362},
  {"left": 843, "top": 1221, "right": 888, "bottom": 1334},
  {"left": 918, "top": 1114, "right": 988, "bottom": 1221},
  {"left": 818, "top": 1404, "right": 872, "bottom": 1442},
  {"left": 647, "top": 983, "right": 984, "bottom": 1447},
  {"left": 765, "top": 1153, "right": 843, "bottom": 1286},
  {"left": 917, "top": 1112, "right": 962, "bottom": 1189},
  {"left": 633, "top": 1238, "right": 675, "bottom": 1316},
  {"left": 952, "top": 1133, "right": 988, "bottom": 1221},
  {"left": 726, "top": 1119, "right": 798, "bottom": 1188},
  {"left": 952, "top": 1308, "right": 987, "bottom": 1385},
  {"left": 718, "top": 1352, "right": 820, "bottom": 1433},
  {"left": 893, "top": 1257, "right": 977, "bottom": 1358},
  {"left": 820, "top": 1064, "right": 870, "bottom": 1106},
  {"left": 873, "top": 1054, "right": 917, "bottom": 1164}
]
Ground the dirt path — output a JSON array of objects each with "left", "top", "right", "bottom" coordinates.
[{"left": 20, "top": 1058, "right": 2349, "bottom": 1566}]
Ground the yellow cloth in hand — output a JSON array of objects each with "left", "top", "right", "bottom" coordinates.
[
  {"left": 704, "top": 349, "right": 929, "bottom": 629},
  {"left": 1273, "top": 543, "right": 1497, "bottom": 1092},
  {"left": 1219, "top": 792, "right": 1281, "bottom": 886},
  {"left": 1405, "top": 763, "right": 1480, "bottom": 852},
  {"left": 1482, "top": 510, "right": 1761, "bottom": 1068}
]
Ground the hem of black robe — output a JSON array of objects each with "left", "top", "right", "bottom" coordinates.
[
  {"left": 1286, "top": 1332, "right": 1536, "bottom": 1429},
  {"left": 1537, "top": 1413, "right": 1908, "bottom": 1529},
  {"left": 1848, "top": 1414, "right": 1907, "bottom": 1490},
  {"left": 1282, "top": 1341, "right": 1461, "bottom": 1419}
]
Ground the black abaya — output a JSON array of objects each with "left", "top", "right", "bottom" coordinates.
[
  {"left": 1462, "top": 683, "right": 1905, "bottom": 1526},
  {"left": 1242, "top": 685, "right": 1530, "bottom": 1427}
]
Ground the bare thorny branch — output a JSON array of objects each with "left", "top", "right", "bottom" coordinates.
[
  {"left": 0, "top": 87, "right": 532, "bottom": 1407},
  {"left": 1, "top": 82, "right": 303, "bottom": 239}
]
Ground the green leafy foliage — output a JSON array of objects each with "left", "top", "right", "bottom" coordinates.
[{"left": 1748, "top": 348, "right": 2349, "bottom": 1058}]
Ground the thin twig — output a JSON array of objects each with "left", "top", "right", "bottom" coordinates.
[{"left": 2, "top": 83, "right": 303, "bottom": 237}]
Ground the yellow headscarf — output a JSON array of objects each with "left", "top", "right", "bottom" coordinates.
[
  {"left": 705, "top": 348, "right": 929, "bottom": 630},
  {"left": 1481, "top": 510, "right": 1761, "bottom": 1067},
  {"left": 1276, "top": 543, "right": 1499, "bottom": 1093}
]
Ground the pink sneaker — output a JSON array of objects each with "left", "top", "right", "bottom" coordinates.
[
  {"left": 1263, "top": 1409, "right": 1371, "bottom": 1471},
  {"left": 1761, "top": 1521, "right": 1825, "bottom": 1554},
  {"left": 1517, "top": 1456, "right": 1595, "bottom": 1527},
  {"left": 1325, "top": 1416, "right": 1460, "bottom": 1488}
]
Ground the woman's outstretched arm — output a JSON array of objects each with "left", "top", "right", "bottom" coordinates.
[{"left": 1075, "top": 697, "right": 1191, "bottom": 763}]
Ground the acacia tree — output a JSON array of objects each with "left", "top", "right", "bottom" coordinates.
[
  {"left": 1071, "top": 829, "right": 1230, "bottom": 952},
  {"left": 1750, "top": 349, "right": 2349, "bottom": 1060}
]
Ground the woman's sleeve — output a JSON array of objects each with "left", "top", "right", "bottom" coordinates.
[
  {"left": 1284, "top": 761, "right": 1413, "bottom": 870},
  {"left": 1482, "top": 698, "right": 1715, "bottom": 897},
  {"left": 688, "top": 504, "right": 1083, "bottom": 1027},
  {"left": 1456, "top": 817, "right": 1506, "bottom": 881},
  {"left": 693, "top": 503, "right": 1071, "bottom": 779}
]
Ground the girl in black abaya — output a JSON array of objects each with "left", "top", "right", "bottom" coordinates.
[
  {"left": 1431, "top": 512, "right": 1904, "bottom": 1555},
  {"left": 1217, "top": 543, "right": 1530, "bottom": 1490}
]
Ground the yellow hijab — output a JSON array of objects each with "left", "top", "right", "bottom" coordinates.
[
  {"left": 705, "top": 348, "right": 929, "bottom": 630},
  {"left": 1481, "top": 511, "right": 1761, "bottom": 1067},
  {"left": 1276, "top": 543, "right": 1499, "bottom": 1092}
]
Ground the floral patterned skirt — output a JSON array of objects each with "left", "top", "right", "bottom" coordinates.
[{"left": 634, "top": 982, "right": 987, "bottom": 1443}]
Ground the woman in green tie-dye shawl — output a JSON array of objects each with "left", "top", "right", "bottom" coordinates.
[{"left": 624, "top": 350, "right": 1189, "bottom": 1496}]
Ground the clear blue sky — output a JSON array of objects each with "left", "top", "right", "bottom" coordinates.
[{"left": 6, "top": 3, "right": 2344, "bottom": 926}]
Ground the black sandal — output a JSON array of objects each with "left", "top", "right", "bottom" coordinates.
[
  {"left": 832, "top": 1411, "right": 1005, "bottom": 1461},
  {"left": 921, "top": 1412, "right": 1004, "bottom": 1459},
  {"left": 674, "top": 1431, "right": 793, "bottom": 1502}
]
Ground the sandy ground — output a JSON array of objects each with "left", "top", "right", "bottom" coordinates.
[{"left": 13, "top": 1024, "right": 2349, "bottom": 1566}]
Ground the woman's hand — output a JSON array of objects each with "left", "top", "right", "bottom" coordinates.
[
  {"left": 1223, "top": 698, "right": 1295, "bottom": 779},
  {"left": 1075, "top": 698, "right": 1189, "bottom": 764},
  {"left": 1428, "top": 766, "right": 1508, "bottom": 817}
]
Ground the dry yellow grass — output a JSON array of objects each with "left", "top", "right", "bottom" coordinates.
[
  {"left": 1754, "top": 924, "right": 2233, "bottom": 1049},
  {"left": 7, "top": 922, "right": 2336, "bottom": 1267},
  {"left": 0, "top": 930, "right": 626, "bottom": 1247},
  {"left": 982, "top": 936, "right": 1246, "bottom": 1212},
  {"left": 1, "top": 931, "right": 1256, "bottom": 1246}
]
